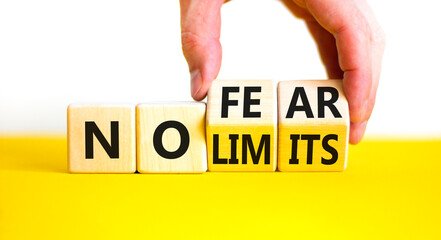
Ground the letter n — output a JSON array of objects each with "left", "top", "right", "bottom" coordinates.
[{"left": 85, "top": 121, "right": 119, "bottom": 159}]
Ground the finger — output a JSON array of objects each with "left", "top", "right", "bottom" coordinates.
[
  {"left": 300, "top": 0, "right": 385, "bottom": 143},
  {"left": 280, "top": 0, "right": 314, "bottom": 21},
  {"left": 305, "top": 21, "right": 343, "bottom": 79},
  {"left": 283, "top": 0, "right": 377, "bottom": 144},
  {"left": 303, "top": 0, "right": 385, "bottom": 122},
  {"left": 350, "top": 121, "right": 367, "bottom": 144},
  {"left": 180, "top": 0, "right": 225, "bottom": 101},
  {"left": 306, "top": 17, "right": 373, "bottom": 144},
  {"left": 306, "top": 20, "right": 371, "bottom": 144},
  {"left": 281, "top": 0, "right": 342, "bottom": 78},
  {"left": 304, "top": 22, "right": 372, "bottom": 144}
]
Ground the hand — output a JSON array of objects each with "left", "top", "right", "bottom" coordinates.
[{"left": 180, "top": 0, "right": 385, "bottom": 144}]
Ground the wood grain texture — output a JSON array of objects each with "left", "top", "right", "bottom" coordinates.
[
  {"left": 136, "top": 102, "right": 207, "bottom": 173},
  {"left": 68, "top": 104, "right": 136, "bottom": 173},
  {"left": 206, "top": 80, "right": 277, "bottom": 171},
  {"left": 278, "top": 80, "right": 349, "bottom": 171}
]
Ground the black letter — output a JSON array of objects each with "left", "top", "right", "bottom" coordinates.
[
  {"left": 243, "top": 86, "right": 261, "bottom": 118},
  {"left": 289, "top": 134, "right": 300, "bottom": 164},
  {"left": 85, "top": 121, "right": 119, "bottom": 159},
  {"left": 318, "top": 87, "right": 342, "bottom": 118},
  {"left": 229, "top": 134, "right": 239, "bottom": 164},
  {"left": 286, "top": 87, "right": 314, "bottom": 118},
  {"left": 242, "top": 135, "right": 271, "bottom": 164},
  {"left": 221, "top": 87, "right": 240, "bottom": 118},
  {"left": 322, "top": 134, "right": 339, "bottom": 165},
  {"left": 301, "top": 134, "right": 320, "bottom": 164},
  {"left": 213, "top": 134, "right": 227, "bottom": 164},
  {"left": 153, "top": 121, "right": 190, "bottom": 159}
]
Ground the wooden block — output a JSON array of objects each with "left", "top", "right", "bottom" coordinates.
[
  {"left": 68, "top": 104, "right": 136, "bottom": 173},
  {"left": 206, "top": 80, "right": 277, "bottom": 171},
  {"left": 277, "top": 80, "right": 349, "bottom": 171},
  {"left": 136, "top": 102, "right": 207, "bottom": 173}
]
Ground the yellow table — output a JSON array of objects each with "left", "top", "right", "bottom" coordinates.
[{"left": 1, "top": 135, "right": 440, "bottom": 239}]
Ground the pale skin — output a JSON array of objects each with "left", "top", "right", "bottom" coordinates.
[{"left": 180, "top": 0, "right": 385, "bottom": 144}]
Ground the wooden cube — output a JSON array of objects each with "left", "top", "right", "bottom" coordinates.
[
  {"left": 278, "top": 80, "right": 349, "bottom": 171},
  {"left": 136, "top": 102, "right": 207, "bottom": 173},
  {"left": 68, "top": 104, "right": 136, "bottom": 173},
  {"left": 206, "top": 80, "right": 277, "bottom": 171}
]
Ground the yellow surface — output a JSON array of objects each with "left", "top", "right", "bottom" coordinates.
[
  {"left": 68, "top": 104, "right": 136, "bottom": 173},
  {"left": 1, "top": 135, "right": 441, "bottom": 239},
  {"left": 136, "top": 103, "right": 207, "bottom": 173},
  {"left": 278, "top": 80, "right": 349, "bottom": 171}
]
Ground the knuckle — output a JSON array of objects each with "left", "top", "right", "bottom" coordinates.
[
  {"left": 181, "top": 32, "right": 206, "bottom": 52},
  {"left": 350, "top": 11, "right": 385, "bottom": 48}
]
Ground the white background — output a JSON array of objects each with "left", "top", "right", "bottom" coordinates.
[{"left": 0, "top": 0, "right": 440, "bottom": 136}]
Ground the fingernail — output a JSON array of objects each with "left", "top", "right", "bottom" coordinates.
[
  {"left": 356, "top": 99, "right": 369, "bottom": 122},
  {"left": 362, "top": 100, "right": 369, "bottom": 120},
  {"left": 357, "top": 121, "right": 368, "bottom": 143},
  {"left": 190, "top": 69, "right": 201, "bottom": 99},
  {"left": 350, "top": 121, "right": 368, "bottom": 145},
  {"left": 359, "top": 121, "right": 368, "bottom": 136}
]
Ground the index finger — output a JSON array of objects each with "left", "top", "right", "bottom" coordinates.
[{"left": 301, "top": 0, "right": 385, "bottom": 143}]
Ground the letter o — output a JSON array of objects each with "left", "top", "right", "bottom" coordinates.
[{"left": 153, "top": 120, "right": 190, "bottom": 159}]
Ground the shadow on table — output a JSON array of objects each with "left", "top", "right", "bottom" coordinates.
[{"left": 0, "top": 135, "right": 68, "bottom": 173}]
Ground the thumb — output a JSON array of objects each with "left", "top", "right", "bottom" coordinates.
[{"left": 180, "top": 0, "right": 224, "bottom": 101}]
